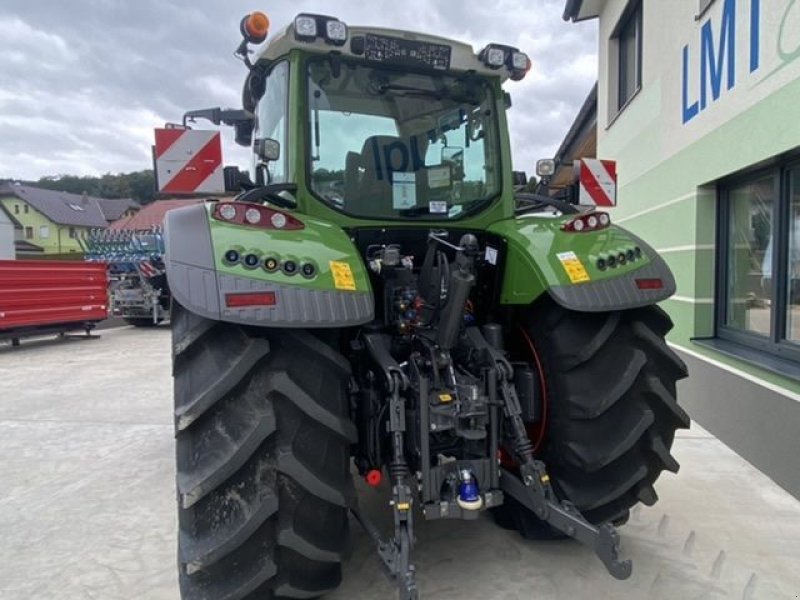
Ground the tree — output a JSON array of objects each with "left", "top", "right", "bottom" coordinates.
[{"left": 19, "top": 171, "right": 158, "bottom": 204}]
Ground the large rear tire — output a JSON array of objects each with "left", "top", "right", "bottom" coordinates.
[
  {"left": 172, "top": 302, "right": 356, "bottom": 599},
  {"left": 495, "top": 300, "right": 689, "bottom": 536}
]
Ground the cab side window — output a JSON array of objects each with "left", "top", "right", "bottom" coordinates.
[{"left": 253, "top": 61, "right": 289, "bottom": 184}]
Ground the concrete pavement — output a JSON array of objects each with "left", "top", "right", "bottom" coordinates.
[{"left": 1, "top": 326, "right": 799, "bottom": 599}]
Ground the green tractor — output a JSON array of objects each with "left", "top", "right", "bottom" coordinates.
[{"left": 166, "top": 11, "right": 689, "bottom": 599}]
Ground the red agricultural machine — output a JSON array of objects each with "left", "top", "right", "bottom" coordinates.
[{"left": 0, "top": 260, "right": 108, "bottom": 346}]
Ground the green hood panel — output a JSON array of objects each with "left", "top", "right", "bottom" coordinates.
[
  {"left": 488, "top": 215, "right": 675, "bottom": 309},
  {"left": 164, "top": 203, "right": 374, "bottom": 328},
  {"left": 209, "top": 205, "right": 372, "bottom": 295}
]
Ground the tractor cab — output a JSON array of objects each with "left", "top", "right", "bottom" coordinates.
[{"left": 200, "top": 12, "right": 530, "bottom": 224}]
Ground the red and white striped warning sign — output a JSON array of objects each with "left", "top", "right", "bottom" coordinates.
[
  {"left": 577, "top": 159, "right": 617, "bottom": 207},
  {"left": 137, "top": 260, "right": 160, "bottom": 279},
  {"left": 154, "top": 128, "right": 224, "bottom": 194}
]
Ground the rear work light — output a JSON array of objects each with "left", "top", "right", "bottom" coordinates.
[
  {"left": 294, "top": 14, "right": 318, "bottom": 40},
  {"left": 325, "top": 19, "right": 348, "bottom": 44},
  {"left": 484, "top": 47, "right": 506, "bottom": 67},
  {"left": 212, "top": 202, "right": 304, "bottom": 230},
  {"left": 294, "top": 13, "right": 348, "bottom": 45},
  {"left": 561, "top": 211, "right": 611, "bottom": 233},
  {"left": 478, "top": 44, "right": 531, "bottom": 80},
  {"left": 225, "top": 292, "right": 277, "bottom": 308}
]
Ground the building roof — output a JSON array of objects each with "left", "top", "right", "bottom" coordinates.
[
  {"left": 14, "top": 240, "right": 45, "bottom": 254},
  {"left": 109, "top": 199, "right": 203, "bottom": 231},
  {"left": 549, "top": 82, "right": 598, "bottom": 189},
  {"left": 0, "top": 183, "right": 111, "bottom": 228},
  {"left": 563, "top": 0, "right": 604, "bottom": 22},
  {"left": 97, "top": 197, "right": 140, "bottom": 222}
]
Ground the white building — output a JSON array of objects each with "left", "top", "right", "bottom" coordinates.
[
  {"left": 0, "top": 204, "right": 14, "bottom": 260},
  {"left": 563, "top": 0, "right": 800, "bottom": 498}
]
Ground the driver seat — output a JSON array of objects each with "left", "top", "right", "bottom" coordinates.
[{"left": 346, "top": 135, "right": 414, "bottom": 216}]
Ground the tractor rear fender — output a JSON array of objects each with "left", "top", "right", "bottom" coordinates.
[
  {"left": 164, "top": 202, "right": 374, "bottom": 327},
  {"left": 488, "top": 216, "right": 676, "bottom": 311}
]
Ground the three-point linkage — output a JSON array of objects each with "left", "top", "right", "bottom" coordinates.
[
  {"left": 351, "top": 368, "right": 418, "bottom": 600},
  {"left": 491, "top": 351, "right": 632, "bottom": 580}
]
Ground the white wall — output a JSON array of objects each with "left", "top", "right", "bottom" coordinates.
[
  {"left": 597, "top": 0, "right": 800, "bottom": 160},
  {"left": 0, "top": 211, "right": 13, "bottom": 259}
]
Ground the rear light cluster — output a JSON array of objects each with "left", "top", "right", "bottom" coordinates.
[
  {"left": 213, "top": 202, "right": 304, "bottom": 230},
  {"left": 223, "top": 249, "right": 317, "bottom": 279},
  {"left": 561, "top": 212, "right": 611, "bottom": 233},
  {"left": 596, "top": 247, "right": 642, "bottom": 271}
]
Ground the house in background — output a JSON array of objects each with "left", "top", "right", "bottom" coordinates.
[
  {"left": 109, "top": 198, "right": 202, "bottom": 232},
  {"left": 562, "top": 0, "right": 800, "bottom": 499},
  {"left": 0, "top": 183, "right": 140, "bottom": 258},
  {"left": 97, "top": 197, "right": 140, "bottom": 224}
]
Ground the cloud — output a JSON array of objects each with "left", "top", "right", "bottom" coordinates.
[{"left": 0, "top": 0, "right": 597, "bottom": 180}]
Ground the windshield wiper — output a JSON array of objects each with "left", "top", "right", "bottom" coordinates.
[
  {"left": 378, "top": 83, "right": 443, "bottom": 97},
  {"left": 376, "top": 82, "right": 480, "bottom": 105}
]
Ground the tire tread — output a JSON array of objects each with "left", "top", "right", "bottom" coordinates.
[{"left": 173, "top": 302, "right": 351, "bottom": 600}]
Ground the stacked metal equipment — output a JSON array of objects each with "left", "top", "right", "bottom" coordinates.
[{"left": 80, "top": 228, "right": 170, "bottom": 326}]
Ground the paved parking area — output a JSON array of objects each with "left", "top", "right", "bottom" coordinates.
[{"left": 1, "top": 326, "right": 799, "bottom": 599}]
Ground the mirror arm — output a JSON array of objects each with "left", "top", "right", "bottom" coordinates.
[{"left": 182, "top": 107, "right": 252, "bottom": 128}]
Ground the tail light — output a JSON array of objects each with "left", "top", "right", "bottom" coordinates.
[
  {"left": 225, "top": 292, "right": 277, "bottom": 307},
  {"left": 212, "top": 202, "right": 304, "bottom": 230},
  {"left": 561, "top": 211, "right": 611, "bottom": 233},
  {"left": 635, "top": 278, "right": 664, "bottom": 290}
]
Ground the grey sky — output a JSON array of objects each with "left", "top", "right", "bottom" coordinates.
[{"left": 0, "top": 0, "right": 597, "bottom": 181}]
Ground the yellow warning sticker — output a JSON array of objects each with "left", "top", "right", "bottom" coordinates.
[
  {"left": 438, "top": 393, "right": 453, "bottom": 403},
  {"left": 330, "top": 261, "right": 357, "bottom": 290},
  {"left": 556, "top": 251, "right": 591, "bottom": 284}
]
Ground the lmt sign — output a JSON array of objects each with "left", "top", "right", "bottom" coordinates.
[{"left": 682, "top": 0, "right": 761, "bottom": 124}]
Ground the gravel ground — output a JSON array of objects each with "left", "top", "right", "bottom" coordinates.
[{"left": 1, "top": 325, "right": 799, "bottom": 599}]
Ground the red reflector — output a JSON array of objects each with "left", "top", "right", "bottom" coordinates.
[
  {"left": 636, "top": 278, "right": 664, "bottom": 290},
  {"left": 365, "top": 469, "right": 382, "bottom": 487},
  {"left": 225, "top": 292, "right": 277, "bottom": 307}
]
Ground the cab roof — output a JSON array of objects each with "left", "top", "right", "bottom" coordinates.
[{"left": 254, "top": 22, "right": 519, "bottom": 83}]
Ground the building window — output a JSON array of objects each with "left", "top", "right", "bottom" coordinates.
[
  {"left": 23, "top": 205, "right": 29, "bottom": 214},
  {"left": 613, "top": 1, "right": 643, "bottom": 114},
  {"left": 718, "top": 158, "right": 800, "bottom": 360},
  {"left": 68, "top": 227, "right": 77, "bottom": 239},
  {"left": 14, "top": 204, "right": 19, "bottom": 214},
  {"left": 723, "top": 175, "right": 774, "bottom": 337},
  {"left": 39, "top": 225, "right": 50, "bottom": 239},
  {"left": 25, "top": 226, "right": 33, "bottom": 239}
]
